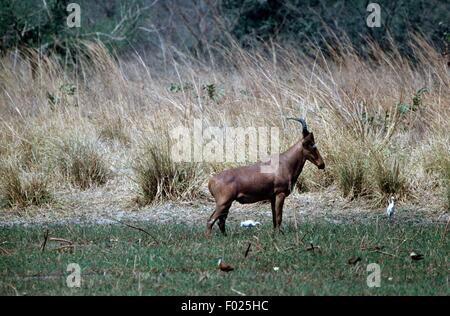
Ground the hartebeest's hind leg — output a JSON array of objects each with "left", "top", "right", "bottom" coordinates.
[{"left": 206, "top": 200, "right": 232, "bottom": 237}]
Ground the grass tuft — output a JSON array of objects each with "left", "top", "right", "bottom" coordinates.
[
  {"left": 0, "top": 162, "right": 52, "bottom": 208},
  {"left": 372, "top": 155, "right": 408, "bottom": 203},
  {"left": 98, "top": 117, "right": 130, "bottom": 145},
  {"left": 425, "top": 143, "right": 450, "bottom": 210},
  {"left": 133, "top": 134, "right": 204, "bottom": 205},
  {"left": 337, "top": 157, "right": 366, "bottom": 199},
  {"left": 57, "top": 140, "right": 111, "bottom": 190}
]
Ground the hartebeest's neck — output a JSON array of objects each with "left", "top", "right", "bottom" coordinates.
[{"left": 282, "top": 139, "right": 306, "bottom": 181}]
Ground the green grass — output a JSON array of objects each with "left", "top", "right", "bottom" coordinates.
[{"left": 0, "top": 221, "right": 448, "bottom": 295}]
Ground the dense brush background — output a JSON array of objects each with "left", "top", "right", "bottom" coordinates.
[{"left": 0, "top": 0, "right": 449, "bottom": 212}]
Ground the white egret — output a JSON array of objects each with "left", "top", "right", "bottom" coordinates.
[
  {"left": 240, "top": 220, "right": 261, "bottom": 228},
  {"left": 386, "top": 196, "right": 396, "bottom": 220}
]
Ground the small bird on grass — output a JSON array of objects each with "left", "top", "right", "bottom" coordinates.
[
  {"left": 386, "top": 196, "right": 396, "bottom": 221},
  {"left": 218, "top": 258, "right": 234, "bottom": 272},
  {"left": 410, "top": 252, "right": 424, "bottom": 261},
  {"left": 348, "top": 256, "right": 362, "bottom": 265}
]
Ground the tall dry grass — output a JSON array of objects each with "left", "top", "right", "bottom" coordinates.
[{"left": 0, "top": 36, "right": 448, "bottom": 210}]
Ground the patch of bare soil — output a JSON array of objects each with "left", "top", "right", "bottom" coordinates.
[{"left": 0, "top": 183, "right": 447, "bottom": 228}]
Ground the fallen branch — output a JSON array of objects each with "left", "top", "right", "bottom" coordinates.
[
  {"left": 9, "top": 284, "right": 19, "bottom": 296},
  {"left": 281, "top": 245, "right": 295, "bottom": 252},
  {"left": 371, "top": 249, "right": 397, "bottom": 257},
  {"left": 306, "top": 243, "right": 321, "bottom": 253},
  {"left": 231, "top": 288, "right": 246, "bottom": 296},
  {"left": 54, "top": 244, "right": 75, "bottom": 252},
  {"left": 0, "top": 246, "right": 12, "bottom": 255},
  {"left": 361, "top": 245, "right": 384, "bottom": 251},
  {"left": 359, "top": 235, "right": 367, "bottom": 250},
  {"left": 41, "top": 228, "right": 49, "bottom": 252},
  {"left": 109, "top": 218, "right": 160, "bottom": 245},
  {"left": 394, "top": 239, "right": 409, "bottom": 255},
  {"left": 443, "top": 218, "right": 449, "bottom": 239},
  {"left": 244, "top": 243, "right": 252, "bottom": 258},
  {"left": 49, "top": 238, "right": 73, "bottom": 244},
  {"left": 273, "top": 242, "right": 281, "bottom": 252},
  {"left": 299, "top": 230, "right": 311, "bottom": 245},
  {"left": 281, "top": 242, "right": 322, "bottom": 253}
]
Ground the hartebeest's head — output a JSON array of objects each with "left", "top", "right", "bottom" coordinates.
[{"left": 287, "top": 117, "right": 325, "bottom": 169}]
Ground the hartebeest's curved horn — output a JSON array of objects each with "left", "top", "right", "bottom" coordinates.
[{"left": 287, "top": 117, "right": 309, "bottom": 136}]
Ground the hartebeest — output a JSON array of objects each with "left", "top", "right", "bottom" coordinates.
[{"left": 206, "top": 118, "right": 325, "bottom": 236}]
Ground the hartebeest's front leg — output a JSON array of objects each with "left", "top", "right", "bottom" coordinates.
[{"left": 274, "top": 193, "right": 286, "bottom": 232}]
